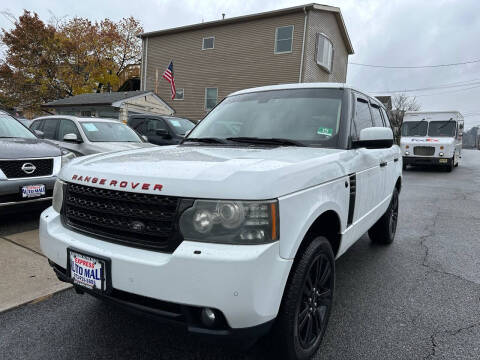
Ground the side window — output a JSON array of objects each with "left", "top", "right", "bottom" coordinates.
[
  {"left": 129, "top": 118, "right": 146, "bottom": 133},
  {"left": 30, "top": 120, "right": 41, "bottom": 131},
  {"left": 274, "top": 25, "right": 294, "bottom": 54},
  {"left": 351, "top": 98, "right": 373, "bottom": 140},
  {"left": 380, "top": 108, "right": 392, "bottom": 129},
  {"left": 316, "top": 33, "right": 334, "bottom": 73},
  {"left": 146, "top": 119, "right": 167, "bottom": 135},
  {"left": 202, "top": 37, "right": 215, "bottom": 50},
  {"left": 42, "top": 119, "right": 59, "bottom": 140},
  {"left": 370, "top": 104, "right": 384, "bottom": 127},
  {"left": 58, "top": 119, "right": 81, "bottom": 140}
]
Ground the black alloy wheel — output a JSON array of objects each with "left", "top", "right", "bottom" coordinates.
[{"left": 296, "top": 253, "right": 334, "bottom": 350}]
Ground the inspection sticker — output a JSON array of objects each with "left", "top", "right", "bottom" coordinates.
[{"left": 317, "top": 127, "right": 333, "bottom": 136}]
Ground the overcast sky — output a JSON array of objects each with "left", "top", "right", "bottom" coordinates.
[{"left": 2, "top": 0, "right": 480, "bottom": 128}]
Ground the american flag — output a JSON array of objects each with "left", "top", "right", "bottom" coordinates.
[{"left": 162, "top": 61, "right": 176, "bottom": 99}]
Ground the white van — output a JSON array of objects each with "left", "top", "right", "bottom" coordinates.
[{"left": 400, "top": 111, "right": 464, "bottom": 171}]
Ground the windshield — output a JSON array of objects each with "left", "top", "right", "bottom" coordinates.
[
  {"left": 428, "top": 121, "right": 456, "bottom": 137},
  {"left": 0, "top": 114, "right": 36, "bottom": 139},
  {"left": 187, "top": 88, "right": 344, "bottom": 147},
  {"left": 165, "top": 117, "right": 195, "bottom": 135},
  {"left": 401, "top": 121, "right": 428, "bottom": 137},
  {"left": 80, "top": 122, "right": 142, "bottom": 142}
]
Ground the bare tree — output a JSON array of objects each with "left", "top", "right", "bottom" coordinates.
[{"left": 390, "top": 93, "right": 421, "bottom": 141}]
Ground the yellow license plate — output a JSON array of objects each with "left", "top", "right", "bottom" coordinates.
[{"left": 439, "top": 159, "right": 448, "bottom": 163}]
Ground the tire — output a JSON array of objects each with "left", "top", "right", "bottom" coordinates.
[
  {"left": 446, "top": 157, "right": 454, "bottom": 172},
  {"left": 270, "top": 237, "right": 335, "bottom": 360},
  {"left": 368, "top": 188, "right": 399, "bottom": 245}
]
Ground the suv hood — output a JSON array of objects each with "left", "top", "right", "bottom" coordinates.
[
  {"left": 61, "top": 145, "right": 348, "bottom": 199},
  {"left": 0, "top": 137, "right": 62, "bottom": 159}
]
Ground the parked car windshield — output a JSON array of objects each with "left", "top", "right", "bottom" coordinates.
[
  {"left": 165, "top": 117, "right": 195, "bottom": 135},
  {"left": 0, "top": 113, "right": 36, "bottom": 139},
  {"left": 428, "top": 121, "right": 456, "bottom": 137},
  {"left": 401, "top": 121, "right": 428, "bottom": 137},
  {"left": 188, "top": 88, "right": 344, "bottom": 147},
  {"left": 80, "top": 121, "right": 142, "bottom": 142}
]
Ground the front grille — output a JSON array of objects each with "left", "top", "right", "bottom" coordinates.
[
  {"left": 413, "top": 146, "right": 435, "bottom": 156},
  {"left": 0, "top": 159, "right": 53, "bottom": 178},
  {"left": 62, "top": 183, "right": 183, "bottom": 252}
]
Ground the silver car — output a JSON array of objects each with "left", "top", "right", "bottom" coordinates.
[{"left": 30, "top": 116, "right": 156, "bottom": 156}]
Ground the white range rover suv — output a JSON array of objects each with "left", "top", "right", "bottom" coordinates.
[{"left": 40, "top": 83, "right": 402, "bottom": 360}]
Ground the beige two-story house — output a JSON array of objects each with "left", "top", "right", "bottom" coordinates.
[{"left": 140, "top": 3, "right": 354, "bottom": 121}]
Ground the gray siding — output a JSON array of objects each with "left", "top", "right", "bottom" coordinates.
[{"left": 302, "top": 10, "right": 348, "bottom": 83}]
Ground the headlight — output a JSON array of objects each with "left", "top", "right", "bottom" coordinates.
[
  {"left": 52, "top": 179, "right": 65, "bottom": 213},
  {"left": 61, "top": 149, "right": 76, "bottom": 167},
  {"left": 439, "top": 152, "right": 444, "bottom": 157},
  {"left": 405, "top": 151, "right": 410, "bottom": 156},
  {"left": 179, "top": 199, "right": 279, "bottom": 244}
]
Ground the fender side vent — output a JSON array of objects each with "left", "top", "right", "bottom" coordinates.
[{"left": 347, "top": 174, "right": 356, "bottom": 226}]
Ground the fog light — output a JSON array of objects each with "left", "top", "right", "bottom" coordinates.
[
  {"left": 201, "top": 308, "right": 216, "bottom": 327},
  {"left": 439, "top": 152, "right": 444, "bottom": 157},
  {"left": 405, "top": 151, "right": 410, "bottom": 156}
]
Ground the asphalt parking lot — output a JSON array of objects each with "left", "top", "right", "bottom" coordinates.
[{"left": 1, "top": 150, "right": 479, "bottom": 359}]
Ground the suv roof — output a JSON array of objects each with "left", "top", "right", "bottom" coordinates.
[{"left": 229, "top": 82, "right": 385, "bottom": 109}]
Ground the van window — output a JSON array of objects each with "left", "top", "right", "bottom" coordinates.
[
  {"left": 428, "top": 121, "right": 456, "bottom": 137},
  {"left": 370, "top": 104, "right": 384, "bottom": 127},
  {"left": 401, "top": 121, "right": 428, "bottom": 137},
  {"left": 352, "top": 98, "right": 373, "bottom": 140}
]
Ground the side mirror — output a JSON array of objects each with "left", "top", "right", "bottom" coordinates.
[
  {"left": 155, "top": 129, "right": 170, "bottom": 138},
  {"left": 34, "top": 130, "right": 44, "bottom": 138},
  {"left": 352, "top": 127, "right": 394, "bottom": 149},
  {"left": 63, "top": 133, "right": 82, "bottom": 143}
]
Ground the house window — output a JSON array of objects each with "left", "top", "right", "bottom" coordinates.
[
  {"left": 81, "top": 110, "right": 93, "bottom": 117},
  {"left": 202, "top": 37, "right": 215, "bottom": 50},
  {"left": 316, "top": 33, "right": 334, "bottom": 73},
  {"left": 174, "top": 88, "right": 184, "bottom": 101},
  {"left": 205, "top": 88, "right": 218, "bottom": 111},
  {"left": 275, "top": 25, "right": 294, "bottom": 54}
]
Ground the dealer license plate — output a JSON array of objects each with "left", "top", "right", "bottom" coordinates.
[
  {"left": 439, "top": 159, "right": 448, "bottom": 163},
  {"left": 69, "top": 250, "right": 106, "bottom": 291},
  {"left": 21, "top": 184, "right": 45, "bottom": 198}
]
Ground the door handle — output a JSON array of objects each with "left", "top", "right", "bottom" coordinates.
[
  {"left": 380, "top": 161, "right": 387, "bottom": 167},
  {"left": 394, "top": 158, "right": 399, "bottom": 162}
]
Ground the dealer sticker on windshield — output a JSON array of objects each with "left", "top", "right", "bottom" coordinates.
[
  {"left": 317, "top": 127, "right": 333, "bottom": 136},
  {"left": 69, "top": 250, "right": 106, "bottom": 291}
]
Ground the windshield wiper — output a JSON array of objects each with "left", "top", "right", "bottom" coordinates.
[
  {"left": 226, "top": 137, "right": 306, "bottom": 147},
  {"left": 410, "top": 118, "right": 427, "bottom": 131},
  {"left": 438, "top": 118, "right": 454, "bottom": 129},
  {"left": 182, "top": 137, "right": 228, "bottom": 144}
]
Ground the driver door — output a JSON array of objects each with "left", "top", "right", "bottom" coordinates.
[{"left": 55, "top": 119, "right": 84, "bottom": 155}]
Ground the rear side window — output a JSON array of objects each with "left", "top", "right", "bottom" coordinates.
[
  {"left": 42, "top": 119, "right": 59, "bottom": 139},
  {"left": 370, "top": 104, "right": 384, "bottom": 127},
  {"left": 351, "top": 98, "right": 373, "bottom": 140}
]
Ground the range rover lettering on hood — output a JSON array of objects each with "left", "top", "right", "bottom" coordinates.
[{"left": 71, "top": 174, "right": 163, "bottom": 192}]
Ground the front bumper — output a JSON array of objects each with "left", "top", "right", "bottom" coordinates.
[
  {"left": 39, "top": 207, "right": 292, "bottom": 332},
  {"left": 0, "top": 176, "right": 56, "bottom": 211},
  {"left": 403, "top": 156, "right": 452, "bottom": 166}
]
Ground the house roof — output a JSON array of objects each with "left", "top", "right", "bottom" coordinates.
[
  {"left": 139, "top": 3, "right": 354, "bottom": 54},
  {"left": 43, "top": 91, "right": 151, "bottom": 107}
]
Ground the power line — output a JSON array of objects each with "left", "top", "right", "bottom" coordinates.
[
  {"left": 349, "top": 58, "right": 480, "bottom": 69},
  {"left": 413, "top": 84, "right": 480, "bottom": 97},
  {"left": 371, "top": 78, "right": 480, "bottom": 94}
]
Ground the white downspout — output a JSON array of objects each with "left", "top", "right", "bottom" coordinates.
[
  {"left": 143, "top": 37, "right": 149, "bottom": 90},
  {"left": 298, "top": 7, "right": 308, "bottom": 83}
]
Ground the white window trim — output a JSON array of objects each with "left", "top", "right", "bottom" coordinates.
[
  {"left": 174, "top": 88, "right": 184, "bottom": 101},
  {"left": 204, "top": 87, "right": 218, "bottom": 111},
  {"left": 316, "top": 33, "right": 334, "bottom": 73},
  {"left": 202, "top": 36, "right": 215, "bottom": 50},
  {"left": 274, "top": 25, "right": 294, "bottom": 54}
]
